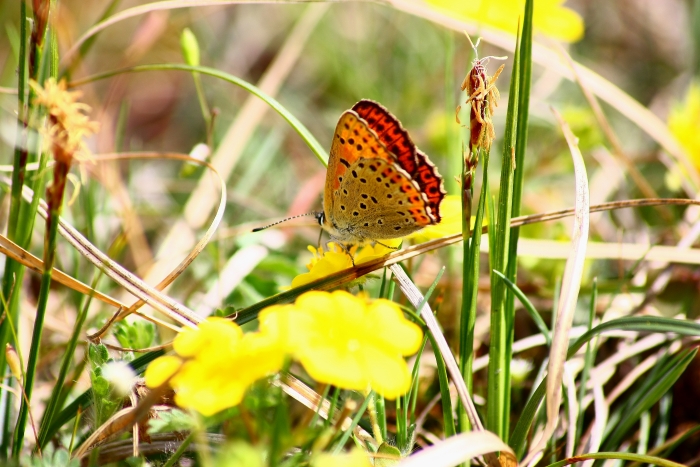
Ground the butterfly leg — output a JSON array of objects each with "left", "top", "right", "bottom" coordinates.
[
  {"left": 374, "top": 240, "right": 401, "bottom": 251},
  {"left": 339, "top": 242, "right": 356, "bottom": 267},
  {"left": 326, "top": 240, "right": 356, "bottom": 267}
]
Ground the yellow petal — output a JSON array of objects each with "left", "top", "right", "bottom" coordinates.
[
  {"left": 360, "top": 346, "right": 412, "bottom": 400},
  {"left": 299, "top": 344, "right": 369, "bottom": 391},
  {"left": 368, "top": 300, "right": 423, "bottom": 355},
  {"left": 174, "top": 318, "right": 242, "bottom": 357},
  {"left": 425, "top": 0, "right": 584, "bottom": 43},
  {"left": 261, "top": 306, "right": 317, "bottom": 357},
  {"left": 669, "top": 82, "right": 700, "bottom": 171},
  {"left": 144, "top": 355, "right": 182, "bottom": 388}
]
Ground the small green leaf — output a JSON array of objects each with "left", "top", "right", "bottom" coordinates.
[
  {"left": 147, "top": 409, "right": 197, "bottom": 434},
  {"left": 88, "top": 343, "right": 109, "bottom": 367},
  {"left": 375, "top": 442, "right": 402, "bottom": 466},
  {"left": 91, "top": 374, "right": 109, "bottom": 396}
]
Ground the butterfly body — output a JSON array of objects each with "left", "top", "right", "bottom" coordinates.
[{"left": 320, "top": 100, "right": 445, "bottom": 248}]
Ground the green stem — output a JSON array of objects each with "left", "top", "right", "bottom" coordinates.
[
  {"left": 13, "top": 159, "right": 68, "bottom": 455},
  {"left": 37, "top": 272, "right": 101, "bottom": 447}
]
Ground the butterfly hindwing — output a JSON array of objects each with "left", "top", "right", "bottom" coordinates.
[{"left": 329, "top": 158, "right": 436, "bottom": 243}]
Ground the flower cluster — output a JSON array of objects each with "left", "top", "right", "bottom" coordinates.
[{"left": 145, "top": 291, "right": 423, "bottom": 415}]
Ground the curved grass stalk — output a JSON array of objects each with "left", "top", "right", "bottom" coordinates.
[{"left": 69, "top": 64, "right": 327, "bottom": 166}]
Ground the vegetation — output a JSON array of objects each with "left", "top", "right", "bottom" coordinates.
[{"left": 0, "top": 0, "right": 699, "bottom": 466}]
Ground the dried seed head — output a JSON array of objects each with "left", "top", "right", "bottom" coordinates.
[{"left": 30, "top": 78, "right": 99, "bottom": 165}]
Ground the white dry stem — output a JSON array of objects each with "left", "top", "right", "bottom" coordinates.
[
  {"left": 397, "top": 431, "right": 514, "bottom": 467},
  {"left": 389, "top": 264, "right": 483, "bottom": 432},
  {"left": 389, "top": 265, "right": 509, "bottom": 467},
  {"left": 580, "top": 382, "right": 608, "bottom": 466},
  {"left": 523, "top": 109, "right": 590, "bottom": 465}
]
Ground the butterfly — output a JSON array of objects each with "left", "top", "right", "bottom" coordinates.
[{"left": 315, "top": 99, "right": 446, "bottom": 251}]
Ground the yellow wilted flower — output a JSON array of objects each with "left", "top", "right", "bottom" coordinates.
[
  {"left": 291, "top": 241, "right": 401, "bottom": 288},
  {"left": 668, "top": 81, "right": 700, "bottom": 171},
  {"left": 259, "top": 291, "right": 423, "bottom": 399},
  {"left": 145, "top": 318, "right": 284, "bottom": 416},
  {"left": 426, "top": 0, "right": 584, "bottom": 43},
  {"left": 30, "top": 78, "right": 99, "bottom": 164}
]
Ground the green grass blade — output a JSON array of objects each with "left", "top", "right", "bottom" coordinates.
[
  {"left": 0, "top": 1, "right": 31, "bottom": 454},
  {"left": 427, "top": 331, "right": 456, "bottom": 438},
  {"left": 510, "top": 316, "right": 700, "bottom": 456},
  {"left": 510, "top": 376, "right": 546, "bottom": 458},
  {"left": 459, "top": 150, "right": 490, "bottom": 433},
  {"left": 487, "top": 28, "right": 521, "bottom": 441},
  {"left": 601, "top": 349, "right": 697, "bottom": 451},
  {"left": 575, "top": 278, "right": 598, "bottom": 452},
  {"left": 37, "top": 274, "right": 102, "bottom": 447},
  {"left": 568, "top": 317, "right": 700, "bottom": 357}
]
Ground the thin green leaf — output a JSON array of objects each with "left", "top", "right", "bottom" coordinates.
[
  {"left": 426, "top": 332, "right": 456, "bottom": 438},
  {"left": 493, "top": 269, "right": 550, "bottom": 346},
  {"left": 601, "top": 349, "right": 697, "bottom": 451},
  {"left": 487, "top": 26, "right": 520, "bottom": 440}
]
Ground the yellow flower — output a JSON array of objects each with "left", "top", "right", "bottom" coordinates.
[
  {"left": 668, "top": 81, "right": 700, "bottom": 171},
  {"left": 406, "top": 195, "right": 462, "bottom": 243},
  {"left": 145, "top": 318, "right": 284, "bottom": 416},
  {"left": 426, "top": 0, "right": 584, "bottom": 43},
  {"left": 291, "top": 241, "right": 400, "bottom": 288},
  {"left": 311, "top": 448, "right": 373, "bottom": 467},
  {"left": 259, "top": 291, "right": 423, "bottom": 399}
]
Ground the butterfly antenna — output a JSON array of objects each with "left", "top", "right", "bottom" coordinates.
[{"left": 252, "top": 212, "right": 320, "bottom": 232}]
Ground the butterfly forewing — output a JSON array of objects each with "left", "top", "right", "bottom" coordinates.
[
  {"left": 352, "top": 100, "right": 418, "bottom": 175},
  {"left": 325, "top": 111, "right": 398, "bottom": 220}
]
